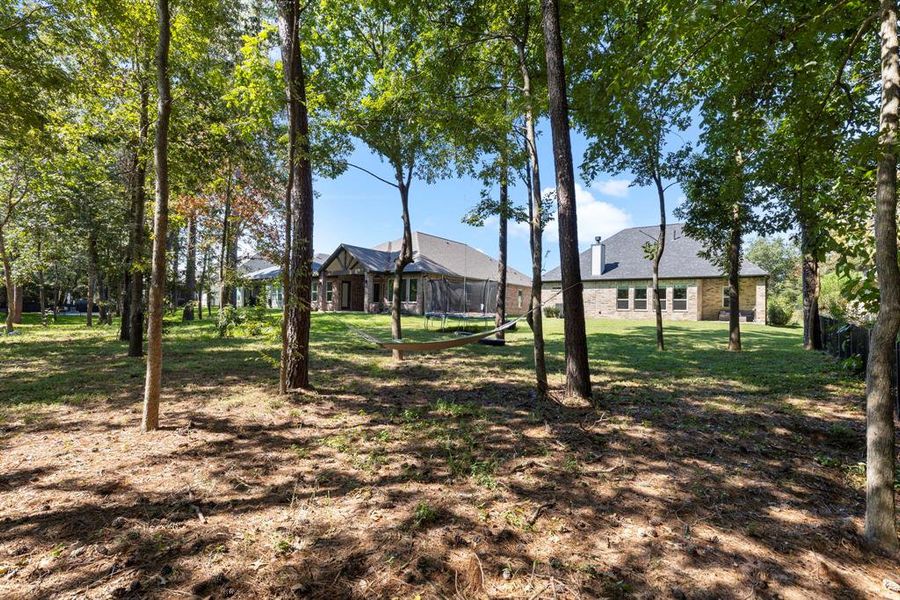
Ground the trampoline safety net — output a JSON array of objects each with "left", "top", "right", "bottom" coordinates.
[{"left": 427, "top": 279, "right": 497, "bottom": 314}]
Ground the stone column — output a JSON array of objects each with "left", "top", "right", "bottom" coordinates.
[{"left": 363, "top": 274, "right": 371, "bottom": 313}]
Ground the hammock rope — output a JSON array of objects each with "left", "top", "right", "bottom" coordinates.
[{"left": 330, "top": 282, "right": 578, "bottom": 354}]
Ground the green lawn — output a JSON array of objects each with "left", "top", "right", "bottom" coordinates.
[{"left": 1, "top": 311, "right": 894, "bottom": 599}]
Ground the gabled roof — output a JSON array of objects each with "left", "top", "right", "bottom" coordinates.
[
  {"left": 243, "top": 253, "right": 329, "bottom": 281},
  {"left": 372, "top": 231, "right": 532, "bottom": 286},
  {"left": 542, "top": 224, "right": 768, "bottom": 282}
]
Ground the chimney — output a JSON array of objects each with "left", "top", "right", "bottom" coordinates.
[{"left": 591, "top": 236, "right": 605, "bottom": 276}]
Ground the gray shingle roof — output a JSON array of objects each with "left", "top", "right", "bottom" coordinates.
[
  {"left": 243, "top": 253, "right": 329, "bottom": 281},
  {"left": 542, "top": 224, "right": 767, "bottom": 282},
  {"left": 373, "top": 232, "right": 532, "bottom": 286}
]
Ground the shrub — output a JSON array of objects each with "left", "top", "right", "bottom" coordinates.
[
  {"left": 768, "top": 303, "right": 792, "bottom": 327},
  {"left": 216, "top": 305, "right": 244, "bottom": 337},
  {"left": 544, "top": 305, "right": 561, "bottom": 319}
]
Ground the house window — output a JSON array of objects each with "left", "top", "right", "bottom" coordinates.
[
  {"left": 325, "top": 282, "right": 333, "bottom": 303},
  {"left": 634, "top": 287, "right": 648, "bottom": 310},
  {"left": 616, "top": 287, "right": 629, "bottom": 310},
  {"left": 722, "top": 286, "right": 731, "bottom": 308},
  {"left": 657, "top": 287, "right": 667, "bottom": 311},
  {"left": 311, "top": 281, "right": 319, "bottom": 303},
  {"left": 405, "top": 278, "right": 418, "bottom": 302},
  {"left": 517, "top": 290, "right": 523, "bottom": 309},
  {"left": 373, "top": 282, "right": 381, "bottom": 302},
  {"left": 673, "top": 285, "right": 687, "bottom": 311}
]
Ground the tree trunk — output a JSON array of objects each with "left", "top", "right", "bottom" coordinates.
[
  {"left": 652, "top": 173, "right": 667, "bottom": 351},
  {"left": 495, "top": 163, "right": 508, "bottom": 340},
  {"left": 86, "top": 235, "right": 98, "bottom": 327},
  {"left": 0, "top": 230, "right": 13, "bottom": 334},
  {"left": 38, "top": 272, "right": 46, "bottom": 326},
  {"left": 864, "top": 0, "right": 900, "bottom": 553},
  {"left": 391, "top": 179, "right": 414, "bottom": 362},
  {"left": 169, "top": 225, "right": 181, "bottom": 310},
  {"left": 541, "top": 0, "right": 591, "bottom": 401},
  {"left": 218, "top": 172, "right": 234, "bottom": 313},
  {"left": 12, "top": 284, "right": 22, "bottom": 324},
  {"left": 183, "top": 215, "right": 197, "bottom": 321},
  {"left": 278, "top": 0, "right": 315, "bottom": 391},
  {"left": 517, "top": 37, "right": 548, "bottom": 396},
  {"left": 198, "top": 246, "right": 209, "bottom": 320},
  {"left": 99, "top": 278, "right": 110, "bottom": 325},
  {"left": 727, "top": 207, "right": 742, "bottom": 352},
  {"left": 125, "top": 76, "right": 150, "bottom": 354},
  {"left": 800, "top": 219, "right": 822, "bottom": 350},
  {"left": 142, "top": 0, "right": 172, "bottom": 433}
]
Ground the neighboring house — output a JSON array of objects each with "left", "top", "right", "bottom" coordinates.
[
  {"left": 542, "top": 224, "right": 768, "bottom": 322},
  {"left": 318, "top": 231, "right": 531, "bottom": 316},
  {"left": 206, "top": 232, "right": 531, "bottom": 316}
]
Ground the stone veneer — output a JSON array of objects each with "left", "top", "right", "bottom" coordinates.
[{"left": 542, "top": 276, "right": 767, "bottom": 322}]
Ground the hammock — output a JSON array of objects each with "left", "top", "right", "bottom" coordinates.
[{"left": 348, "top": 315, "right": 524, "bottom": 353}]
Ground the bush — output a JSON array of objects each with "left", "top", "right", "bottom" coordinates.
[
  {"left": 216, "top": 305, "right": 244, "bottom": 337},
  {"left": 768, "top": 302, "right": 792, "bottom": 327},
  {"left": 544, "top": 305, "right": 561, "bottom": 319}
]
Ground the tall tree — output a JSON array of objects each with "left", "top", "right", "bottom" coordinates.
[
  {"left": 864, "top": 0, "right": 900, "bottom": 553},
  {"left": 277, "top": 0, "right": 315, "bottom": 391},
  {"left": 540, "top": 0, "right": 591, "bottom": 400},
  {"left": 182, "top": 213, "right": 197, "bottom": 320},
  {"left": 142, "top": 0, "right": 172, "bottom": 432},
  {"left": 318, "top": 0, "right": 458, "bottom": 361}
]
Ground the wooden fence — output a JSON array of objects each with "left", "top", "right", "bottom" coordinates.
[{"left": 819, "top": 315, "right": 899, "bottom": 416}]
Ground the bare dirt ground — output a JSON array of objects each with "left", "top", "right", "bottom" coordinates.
[{"left": 0, "top": 316, "right": 898, "bottom": 599}]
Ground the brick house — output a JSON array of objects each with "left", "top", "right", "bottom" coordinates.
[
  {"left": 223, "top": 232, "right": 532, "bottom": 317},
  {"left": 317, "top": 231, "right": 531, "bottom": 316},
  {"left": 542, "top": 224, "right": 768, "bottom": 322}
]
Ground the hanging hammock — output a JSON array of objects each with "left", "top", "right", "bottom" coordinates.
[{"left": 347, "top": 315, "right": 523, "bottom": 353}]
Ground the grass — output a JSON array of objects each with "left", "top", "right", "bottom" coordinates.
[{"left": 1, "top": 310, "right": 893, "bottom": 599}]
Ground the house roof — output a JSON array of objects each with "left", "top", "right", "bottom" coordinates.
[
  {"left": 370, "top": 231, "right": 532, "bottom": 286},
  {"left": 542, "top": 224, "right": 768, "bottom": 282},
  {"left": 243, "top": 253, "right": 329, "bottom": 281}
]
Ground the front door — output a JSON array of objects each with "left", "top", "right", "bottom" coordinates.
[{"left": 341, "top": 281, "right": 351, "bottom": 310}]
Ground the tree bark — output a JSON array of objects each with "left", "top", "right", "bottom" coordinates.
[
  {"left": 727, "top": 206, "right": 742, "bottom": 352},
  {"left": 198, "top": 246, "right": 209, "bottom": 320},
  {"left": 38, "top": 271, "right": 46, "bottom": 326},
  {"left": 183, "top": 215, "right": 197, "bottom": 321},
  {"left": 86, "top": 235, "right": 98, "bottom": 327},
  {"left": 495, "top": 162, "right": 508, "bottom": 340},
  {"left": 278, "top": 0, "right": 315, "bottom": 391},
  {"left": 391, "top": 178, "right": 414, "bottom": 362},
  {"left": 652, "top": 173, "right": 667, "bottom": 351},
  {"left": 864, "top": 0, "right": 900, "bottom": 553},
  {"left": 125, "top": 76, "right": 150, "bottom": 355},
  {"left": 168, "top": 225, "right": 181, "bottom": 309},
  {"left": 0, "top": 231, "right": 13, "bottom": 334},
  {"left": 142, "top": 0, "right": 172, "bottom": 432},
  {"left": 12, "top": 284, "right": 22, "bottom": 324},
  {"left": 218, "top": 171, "right": 234, "bottom": 312},
  {"left": 799, "top": 219, "right": 822, "bottom": 350},
  {"left": 517, "top": 36, "right": 548, "bottom": 396},
  {"left": 541, "top": 0, "right": 591, "bottom": 401}
]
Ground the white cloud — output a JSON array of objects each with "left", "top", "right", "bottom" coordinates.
[
  {"left": 593, "top": 179, "right": 632, "bottom": 198},
  {"left": 543, "top": 183, "right": 632, "bottom": 246}
]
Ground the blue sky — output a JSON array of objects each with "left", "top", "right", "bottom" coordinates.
[{"left": 312, "top": 121, "right": 689, "bottom": 276}]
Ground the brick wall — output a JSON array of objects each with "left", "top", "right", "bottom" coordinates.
[
  {"left": 542, "top": 278, "right": 701, "bottom": 321},
  {"left": 699, "top": 276, "right": 767, "bottom": 321}
]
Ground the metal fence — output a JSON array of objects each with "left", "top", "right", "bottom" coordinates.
[{"left": 819, "top": 315, "right": 899, "bottom": 416}]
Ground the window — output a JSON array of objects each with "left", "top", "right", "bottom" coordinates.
[
  {"left": 634, "top": 287, "right": 648, "bottom": 310},
  {"left": 517, "top": 290, "right": 523, "bottom": 309},
  {"left": 373, "top": 282, "right": 381, "bottom": 302},
  {"left": 616, "top": 287, "right": 629, "bottom": 310},
  {"left": 673, "top": 285, "right": 687, "bottom": 311},
  {"left": 325, "top": 282, "right": 333, "bottom": 303},
  {"left": 657, "top": 287, "right": 667, "bottom": 311},
  {"left": 722, "top": 286, "right": 731, "bottom": 308},
  {"left": 405, "top": 278, "right": 418, "bottom": 302},
  {"left": 311, "top": 281, "right": 319, "bottom": 303}
]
